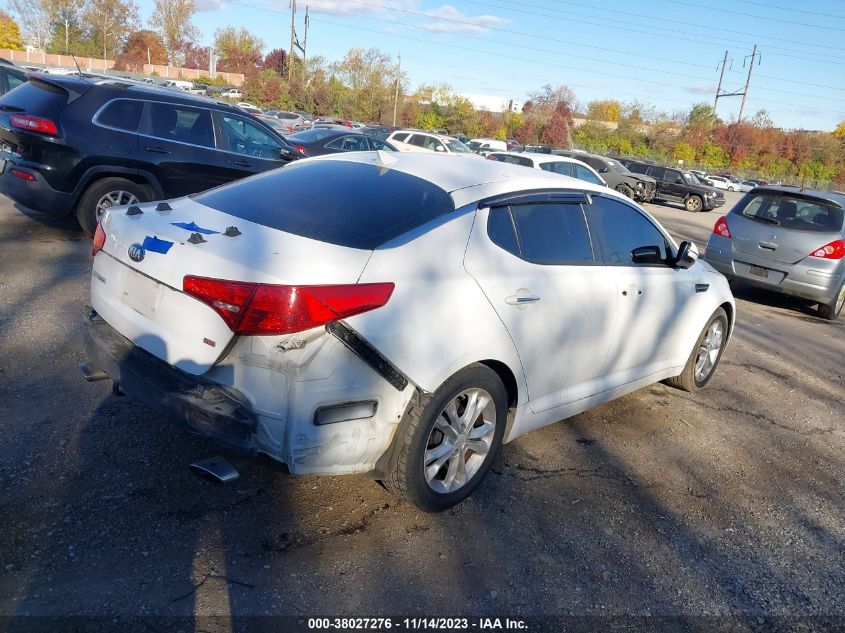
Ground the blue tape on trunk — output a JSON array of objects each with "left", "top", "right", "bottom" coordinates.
[
  {"left": 142, "top": 235, "right": 174, "bottom": 254},
  {"left": 171, "top": 221, "right": 219, "bottom": 235}
]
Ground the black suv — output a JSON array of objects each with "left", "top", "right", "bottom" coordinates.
[
  {"left": 554, "top": 151, "right": 656, "bottom": 203},
  {"left": 619, "top": 159, "right": 724, "bottom": 213},
  {"left": 0, "top": 74, "right": 299, "bottom": 234}
]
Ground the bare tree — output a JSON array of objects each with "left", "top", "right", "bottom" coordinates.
[
  {"left": 8, "top": 0, "right": 52, "bottom": 51},
  {"left": 49, "top": 0, "right": 88, "bottom": 54},
  {"left": 149, "top": 0, "right": 198, "bottom": 66}
]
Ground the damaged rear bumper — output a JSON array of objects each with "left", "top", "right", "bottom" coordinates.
[{"left": 81, "top": 307, "right": 259, "bottom": 453}]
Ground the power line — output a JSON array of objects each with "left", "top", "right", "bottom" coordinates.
[
  {"left": 299, "top": 0, "right": 845, "bottom": 106},
  {"left": 655, "top": 0, "right": 845, "bottom": 32},
  {"left": 462, "top": 0, "right": 845, "bottom": 58},
  {"left": 734, "top": 0, "right": 845, "bottom": 20}
]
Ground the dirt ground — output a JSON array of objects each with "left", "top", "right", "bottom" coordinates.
[{"left": 0, "top": 191, "right": 843, "bottom": 632}]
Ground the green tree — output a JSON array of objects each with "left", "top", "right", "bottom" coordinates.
[
  {"left": 0, "top": 10, "right": 25, "bottom": 49},
  {"left": 84, "top": 0, "right": 140, "bottom": 65},
  {"left": 672, "top": 141, "right": 695, "bottom": 163},
  {"left": 687, "top": 103, "right": 718, "bottom": 128},
  {"left": 700, "top": 143, "right": 729, "bottom": 168},
  {"left": 214, "top": 26, "right": 263, "bottom": 75},
  {"left": 586, "top": 99, "right": 621, "bottom": 123}
]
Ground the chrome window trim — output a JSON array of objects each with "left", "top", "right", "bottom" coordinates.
[{"left": 91, "top": 97, "right": 286, "bottom": 160}]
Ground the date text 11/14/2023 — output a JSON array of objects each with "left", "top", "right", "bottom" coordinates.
[{"left": 307, "top": 617, "right": 529, "bottom": 630}]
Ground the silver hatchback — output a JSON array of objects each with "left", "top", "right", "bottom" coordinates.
[{"left": 705, "top": 187, "right": 845, "bottom": 320}]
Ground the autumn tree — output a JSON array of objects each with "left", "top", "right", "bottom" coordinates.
[
  {"left": 114, "top": 29, "right": 166, "bottom": 70},
  {"left": 179, "top": 41, "right": 208, "bottom": 70},
  {"left": 514, "top": 117, "right": 537, "bottom": 144},
  {"left": 332, "top": 48, "right": 401, "bottom": 122},
  {"left": 214, "top": 26, "right": 263, "bottom": 75},
  {"left": 84, "top": 0, "right": 140, "bottom": 65},
  {"left": 149, "top": 0, "right": 198, "bottom": 66},
  {"left": 833, "top": 121, "right": 845, "bottom": 139},
  {"left": 0, "top": 10, "right": 25, "bottom": 50},
  {"left": 586, "top": 99, "right": 621, "bottom": 123},
  {"left": 263, "top": 48, "right": 286, "bottom": 75}
]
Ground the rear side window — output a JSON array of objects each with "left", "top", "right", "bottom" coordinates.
[
  {"left": 486, "top": 203, "right": 593, "bottom": 264},
  {"left": 626, "top": 162, "right": 648, "bottom": 175},
  {"left": 325, "top": 135, "right": 369, "bottom": 151},
  {"left": 734, "top": 193, "right": 844, "bottom": 233},
  {"left": 6, "top": 68, "right": 26, "bottom": 92},
  {"left": 589, "top": 196, "right": 669, "bottom": 264},
  {"left": 193, "top": 160, "right": 456, "bottom": 250},
  {"left": 491, "top": 154, "right": 533, "bottom": 167},
  {"left": 574, "top": 164, "right": 603, "bottom": 185},
  {"left": 540, "top": 161, "right": 573, "bottom": 176},
  {"left": 96, "top": 99, "right": 144, "bottom": 132},
  {"left": 648, "top": 166, "right": 666, "bottom": 180},
  {"left": 391, "top": 132, "right": 409, "bottom": 142},
  {"left": 149, "top": 102, "right": 214, "bottom": 148}
]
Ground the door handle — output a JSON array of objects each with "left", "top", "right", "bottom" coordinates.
[
  {"left": 231, "top": 160, "right": 253, "bottom": 167},
  {"left": 505, "top": 294, "right": 541, "bottom": 305},
  {"left": 145, "top": 146, "right": 171, "bottom": 154},
  {"left": 758, "top": 241, "right": 777, "bottom": 250}
]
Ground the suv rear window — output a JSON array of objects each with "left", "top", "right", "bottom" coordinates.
[
  {"left": 193, "top": 160, "right": 455, "bottom": 249},
  {"left": 734, "top": 192, "right": 844, "bottom": 233},
  {"left": 0, "top": 78, "right": 68, "bottom": 118}
]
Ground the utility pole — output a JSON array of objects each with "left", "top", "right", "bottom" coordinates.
[
  {"left": 392, "top": 53, "right": 402, "bottom": 126},
  {"left": 713, "top": 50, "right": 728, "bottom": 111},
  {"left": 737, "top": 44, "right": 760, "bottom": 122},
  {"left": 288, "top": 0, "right": 296, "bottom": 82}
]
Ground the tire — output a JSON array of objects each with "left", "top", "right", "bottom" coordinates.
[
  {"left": 665, "top": 307, "right": 728, "bottom": 392},
  {"left": 76, "top": 177, "right": 151, "bottom": 237},
  {"left": 728, "top": 186, "right": 736, "bottom": 192},
  {"left": 818, "top": 282, "right": 845, "bottom": 321},
  {"left": 382, "top": 364, "right": 507, "bottom": 512},
  {"left": 684, "top": 195, "right": 703, "bottom": 213},
  {"left": 615, "top": 183, "right": 635, "bottom": 199}
]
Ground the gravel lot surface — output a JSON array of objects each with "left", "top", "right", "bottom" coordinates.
[{"left": 0, "top": 191, "right": 843, "bottom": 632}]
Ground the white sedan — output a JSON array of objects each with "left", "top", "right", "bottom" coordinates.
[{"left": 82, "top": 153, "right": 735, "bottom": 512}]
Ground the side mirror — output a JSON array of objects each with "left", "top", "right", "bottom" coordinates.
[
  {"left": 674, "top": 240, "right": 699, "bottom": 269},
  {"left": 434, "top": 145, "right": 445, "bottom": 152},
  {"left": 631, "top": 245, "right": 663, "bottom": 265}
]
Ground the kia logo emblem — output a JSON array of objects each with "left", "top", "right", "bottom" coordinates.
[{"left": 128, "top": 243, "right": 145, "bottom": 262}]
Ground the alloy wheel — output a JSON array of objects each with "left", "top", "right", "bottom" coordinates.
[
  {"left": 694, "top": 320, "right": 724, "bottom": 383},
  {"left": 835, "top": 285, "right": 845, "bottom": 314},
  {"left": 96, "top": 191, "right": 139, "bottom": 221},
  {"left": 423, "top": 388, "right": 496, "bottom": 494}
]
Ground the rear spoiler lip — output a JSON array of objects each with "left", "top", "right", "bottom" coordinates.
[{"left": 28, "top": 73, "right": 92, "bottom": 105}]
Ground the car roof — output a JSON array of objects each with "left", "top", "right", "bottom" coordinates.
[
  {"left": 492, "top": 151, "right": 590, "bottom": 166},
  {"left": 394, "top": 129, "right": 457, "bottom": 141},
  {"left": 300, "top": 151, "right": 616, "bottom": 207},
  {"left": 752, "top": 185, "right": 845, "bottom": 208}
]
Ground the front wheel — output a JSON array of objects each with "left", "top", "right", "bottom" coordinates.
[
  {"left": 382, "top": 364, "right": 507, "bottom": 512},
  {"left": 76, "top": 177, "right": 151, "bottom": 237},
  {"left": 615, "top": 183, "right": 635, "bottom": 199},
  {"left": 664, "top": 307, "right": 728, "bottom": 392},
  {"left": 685, "top": 195, "right": 703, "bottom": 213},
  {"left": 818, "top": 282, "right": 845, "bottom": 321}
]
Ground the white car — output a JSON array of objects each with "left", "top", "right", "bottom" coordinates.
[
  {"left": 468, "top": 138, "right": 508, "bottom": 156},
  {"left": 386, "top": 130, "right": 481, "bottom": 158},
  {"left": 220, "top": 88, "right": 242, "bottom": 99},
  {"left": 708, "top": 176, "right": 730, "bottom": 191},
  {"left": 486, "top": 152, "right": 607, "bottom": 187},
  {"left": 82, "top": 153, "right": 735, "bottom": 512}
]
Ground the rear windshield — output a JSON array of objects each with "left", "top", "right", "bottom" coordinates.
[
  {"left": 0, "top": 78, "right": 68, "bottom": 117},
  {"left": 192, "top": 160, "right": 455, "bottom": 249},
  {"left": 733, "top": 192, "right": 844, "bottom": 233},
  {"left": 287, "top": 128, "right": 337, "bottom": 142}
]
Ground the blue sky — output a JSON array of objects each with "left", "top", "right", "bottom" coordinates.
[{"left": 132, "top": 0, "right": 845, "bottom": 130}]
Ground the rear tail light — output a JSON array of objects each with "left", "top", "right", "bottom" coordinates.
[
  {"left": 713, "top": 216, "right": 732, "bottom": 238},
  {"left": 10, "top": 114, "right": 58, "bottom": 136},
  {"left": 809, "top": 239, "right": 845, "bottom": 260},
  {"left": 92, "top": 223, "right": 106, "bottom": 257},
  {"left": 486, "top": 155, "right": 497, "bottom": 160},
  {"left": 183, "top": 276, "right": 395, "bottom": 335},
  {"left": 294, "top": 145, "right": 306, "bottom": 154},
  {"left": 10, "top": 169, "right": 35, "bottom": 181}
]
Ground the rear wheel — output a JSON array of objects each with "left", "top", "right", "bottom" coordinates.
[
  {"left": 684, "top": 195, "right": 703, "bottom": 213},
  {"left": 76, "top": 178, "right": 151, "bottom": 237},
  {"left": 665, "top": 308, "right": 728, "bottom": 392},
  {"left": 382, "top": 364, "right": 507, "bottom": 512},
  {"left": 818, "top": 282, "right": 845, "bottom": 321},
  {"left": 615, "top": 183, "right": 635, "bottom": 199}
]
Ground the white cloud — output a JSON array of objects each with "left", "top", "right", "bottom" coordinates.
[
  {"left": 306, "top": 0, "right": 418, "bottom": 16},
  {"left": 686, "top": 83, "right": 718, "bottom": 95},
  {"left": 418, "top": 4, "right": 507, "bottom": 33},
  {"left": 195, "top": 0, "right": 225, "bottom": 11}
]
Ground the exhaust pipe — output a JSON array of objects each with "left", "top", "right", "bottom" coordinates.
[{"left": 190, "top": 456, "right": 240, "bottom": 483}]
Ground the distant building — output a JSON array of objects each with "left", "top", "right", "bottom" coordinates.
[{"left": 461, "top": 93, "right": 522, "bottom": 113}]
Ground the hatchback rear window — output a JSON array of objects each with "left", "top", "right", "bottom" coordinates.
[
  {"left": 287, "top": 128, "right": 337, "bottom": 142},
  {"left": 734, "top": 193, "right": 844, "bottom": 233},
  {"left": 192, "top": 160, "right": 455, "bottom": 249},
  {"left": 0, "top": 78, "right": 68, "bottom": 118}
]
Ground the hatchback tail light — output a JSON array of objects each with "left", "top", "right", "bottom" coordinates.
[
  {"left": 713, "top": 216, "right": 732, "bottom": 238},
  {"left": 294, "top": 145, "right": 306, "bottom": 155},
  {"left": 92, "top": 223, "right": 106, "bottom": 257},
  {"left": 10, "top": 114, "right": 58, "bottom": 136},
  {"left": 183, "top": 276, "right": 395, "bottom": 335},
  {"left": 808, "top": 239, "right": 845, "bottom": 260}
]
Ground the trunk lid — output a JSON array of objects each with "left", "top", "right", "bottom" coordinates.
[{"left": 91, "top": 197, "right": 374, "bottom": 374}]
